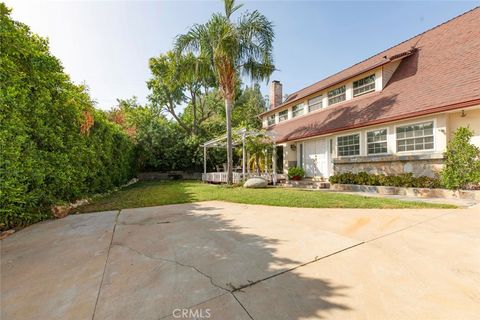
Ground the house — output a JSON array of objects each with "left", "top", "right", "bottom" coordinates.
[{"left": 262, "top": 8, "right": 480, "bottom": 179}]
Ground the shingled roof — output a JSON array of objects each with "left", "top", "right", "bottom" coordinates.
[{"left": 268, "top": 7, "right": 480, "bottom": 143}]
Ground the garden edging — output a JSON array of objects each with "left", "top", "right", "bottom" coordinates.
[{"left": 330, "top": 184, "right": 480, "bottom": 201}]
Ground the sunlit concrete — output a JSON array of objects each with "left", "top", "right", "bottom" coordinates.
[{"left": 1, "top": 202, "right": 478, "bottom": 320}]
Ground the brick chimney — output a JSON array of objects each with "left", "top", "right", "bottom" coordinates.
[{"left": 269, "top": 80, "right": 283, "bottom": 109}]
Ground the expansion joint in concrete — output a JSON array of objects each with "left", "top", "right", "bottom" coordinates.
[{"left": 91, "top": 209, "right": 121, "bottom": 320}]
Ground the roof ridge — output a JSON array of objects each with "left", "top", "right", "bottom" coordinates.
[{"left": 282, "top": 6, "right": 480, "bottom": 102}]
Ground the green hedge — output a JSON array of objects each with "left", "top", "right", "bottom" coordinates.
[
  {"left": 0, "top": 5, "right": 135, "bottom": 229},
  {"left": 329, "top": 172, "right": 442, "bottom": 189}
]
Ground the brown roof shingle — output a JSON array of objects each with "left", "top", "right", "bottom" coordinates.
[{"left": 269, "top": 7, "right": 480, "bottom": 143}]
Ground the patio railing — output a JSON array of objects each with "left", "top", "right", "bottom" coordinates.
[{"left": 202, "top": 172, "right": 285, "bottom": 184}]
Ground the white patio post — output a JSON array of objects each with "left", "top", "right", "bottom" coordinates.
[
  {"left": 203, "top": 146, "right": 207, "bottom": 175},
  {"left": 264, "top": 149, "right": 268, "bottom": 175},
  {"left": 272, "top": 142, "right": 277, "bottom": 185},
  {"left": 242, "top": 133, "right": 246, "bottom": 180}
]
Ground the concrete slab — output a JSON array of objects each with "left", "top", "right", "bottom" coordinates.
[
  {"left": 1, "top": 211, "right": 118, "bottom": 320},
  {"left": 2, "top": 202, "right": 478, "bottom": 320},
  {"left": 235, "top": 209, "right": 480, "bottom": 320}
]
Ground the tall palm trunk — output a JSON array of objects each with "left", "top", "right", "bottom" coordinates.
[{"left": 225, "top": 97, "right": 233, "bottom": 184}]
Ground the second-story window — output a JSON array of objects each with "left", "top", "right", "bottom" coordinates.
[
  {"left": 292, "top": 104, "right": 304, "bottom": 118},
  {"left": 353, "top": 74, "right": 376, "bottom": 97},
  {"left": 328, "top": 85, "right": 346, "bottom": 105},
  {"left": 267, "top": 115, "right": 275, "bottom": 126},
  {"left": 308, "top": 96, "right": 323, "bottom": 112},
  {"left": 278, "top": 110, "right": 288, "bottom": 122}
]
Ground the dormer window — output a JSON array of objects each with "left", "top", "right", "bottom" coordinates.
[
  {"left": 328, "top": 86, "right": 346, "bottom": 105},
  {"left": 278, "top": 109, "right": 288, "bottom": 122},
  {"left": 308, "top": 96, "right": 322, "bottom": 112},
  {"left": 292, "top": 104, "right": 304, "bottom": 118},
  {"left": 353, "top": 74, "right": 375, "bottom": 97},
  {"left": 267, "top": 115, "right": 275, "bottom": 126}
]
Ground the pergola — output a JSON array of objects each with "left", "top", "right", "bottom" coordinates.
[{"left": 200, "top": 128, "right": 278, "bottom": 184}]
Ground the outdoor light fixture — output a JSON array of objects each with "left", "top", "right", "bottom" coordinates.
[
  {"left": 461, "top": 110, "right": 467, "bottom": 117},
  {"left": 290, "top": 144, "right": 297, "bottom": 151}
]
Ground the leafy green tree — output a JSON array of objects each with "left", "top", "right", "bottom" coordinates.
[
  {"left": 148, "top": 51, "right": 214, "bottom": 135},
  {"left": 441, "top": 127, "right": 480, "bottom": 190},
  {"left": 175, "top": 0, "right": 275, "bottom": 184},
  {"left": 233, "top": 83, "right": 265, "bottom": 129}
]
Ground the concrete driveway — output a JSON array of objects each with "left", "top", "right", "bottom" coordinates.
[{"left": 2, "top": 202, "right": 479, "bottom": 320}]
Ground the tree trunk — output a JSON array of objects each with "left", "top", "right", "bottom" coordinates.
[
  {"left": 225, "top": 97, "right": 233, "bottom": 184},
  {"left": 191, "top": 90, "right": 197, "bottom": 135}
]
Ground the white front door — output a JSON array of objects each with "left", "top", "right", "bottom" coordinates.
[{"left": 303, "top": 139, "right": 330, "bottom": 178}]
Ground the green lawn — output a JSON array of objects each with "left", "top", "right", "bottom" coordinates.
[{"left": 76, "top": 180, "right": 456, "bottom": 213}]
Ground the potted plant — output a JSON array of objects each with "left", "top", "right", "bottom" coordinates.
[{"left": 288, "top": 167, "right": 305, "bottom": 181}]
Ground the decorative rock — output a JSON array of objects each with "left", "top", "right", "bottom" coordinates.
[
  {"left": 0, "top": 229, "right": 15, "bottom": 240},
  {"left": 51, "top": 205, "right": 71, "bottom": 219},
  {"left": 243, "top": 177, "right": 268, "bottom": 188}
]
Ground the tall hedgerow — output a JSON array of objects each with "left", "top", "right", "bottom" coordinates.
[{"left": 0, "top": 4, "right": 135, "bottom": 229}]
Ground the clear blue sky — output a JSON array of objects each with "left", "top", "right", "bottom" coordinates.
[{"left": 6, "top": 0, "right": 479, "bottom": 110}]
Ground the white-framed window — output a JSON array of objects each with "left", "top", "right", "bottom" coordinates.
[
  {"left": 353, "top": 74, "right": 376, "bottom": 97},
  {"left": 367, "top": 128, "right": 388, "bottom": 155},
  {"left": 328, "top": 85, "right": 346, "bottom": 105},
  {"left": 292, "top": 104, "right": 304, "bottom": 118},
  {"left": 267, "top": 115, "right": 275, "bottom": 126},
  {"left": 337, "top": 133, "right": 360, "bottom": 156},
  {"left": 308, "top": 96, "right": 323, "bottom": 112},
  {"left": 278, "top": 109, "right": 288, "bottom": 122},
  {"left": 396, "top": 121, "right": 434, "bottom": 152}
]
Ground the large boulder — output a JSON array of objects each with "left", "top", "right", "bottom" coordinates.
[{"left": 243, "top": 177, "right": 268, "bottom": 188}]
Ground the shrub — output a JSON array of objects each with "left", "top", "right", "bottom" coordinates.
[
  {"left": 441, "top": 127, "right": 480, "bottom": 190},
  {"left": 329, "top": 172, "right": 442, "bottom": 189},
  {"left": 288, "top": 167, "right": 305, "bottom": 180},
  {"left": 0, "top": 5, "right": 135, "bottom": 230}
]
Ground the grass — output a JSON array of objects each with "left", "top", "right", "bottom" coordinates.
[{"left": 76, "top": 180, "right": 456, "bottom": 213}]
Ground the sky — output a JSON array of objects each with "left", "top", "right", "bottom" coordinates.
[{"left": 5, "top": 0, "right": 479, "bottom": 110}]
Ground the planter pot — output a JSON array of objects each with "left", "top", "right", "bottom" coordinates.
[{"left": 291, "top": 176, "right": 302, "bottom": 181}]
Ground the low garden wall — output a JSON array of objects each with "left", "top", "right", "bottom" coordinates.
[
  {"left": 138, "top": 171, "right": 202, "bottom": 181},
  {"left": 333, "top": 154, "right": 444, "bottom": 178},
  {"left": 331, "top": 184, "right": 480, "bottom": 201}
]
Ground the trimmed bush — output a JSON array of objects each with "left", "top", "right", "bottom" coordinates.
[
  {"left": 0, "top": 5, "right": 135, "bottom": 229},
  {"left": 329, "top": 172, "right": 442, "bottom": 189},
  {"left": 441, "top": 127, "right": 480, "bottom": 190},
  {"left": 288, "top": 167, "right": 305, "bottom": 180}
]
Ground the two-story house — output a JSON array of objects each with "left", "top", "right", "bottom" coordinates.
[{"left": 262, "top": 7, "right": 480, "bottom": 179}]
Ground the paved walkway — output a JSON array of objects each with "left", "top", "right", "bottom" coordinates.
[{"left": 2, "top": 202, "right": 479, "bottom": 319}]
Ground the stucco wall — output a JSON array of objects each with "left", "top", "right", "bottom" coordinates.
[
  {"left": 281, "top": 142, "right": 297, "bottom": 174},
  {"left": 447, "top": 107, "right": 480, "bottom": 147}
]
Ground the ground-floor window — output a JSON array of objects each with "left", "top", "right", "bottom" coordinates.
[
  {"left": 337, "top": 134, "right": 360, "bottom": 156},
  {"left": 367, "top": 128, "right": 388, "bottom": 154},
  {"left": 396, "top": 121, "right": 434, "bottom": 152}
]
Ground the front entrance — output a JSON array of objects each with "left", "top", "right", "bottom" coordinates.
[{"left": 302, "top": 139, "right": 330, "bottom": 178}]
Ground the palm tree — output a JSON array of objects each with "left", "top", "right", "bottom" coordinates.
[{"left": 175, "top": 0, "right": 275, "bottom": 184}]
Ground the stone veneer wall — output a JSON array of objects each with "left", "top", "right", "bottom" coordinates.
[{"left": 332, "top": 154, "right": 444, "bottom": 178}]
